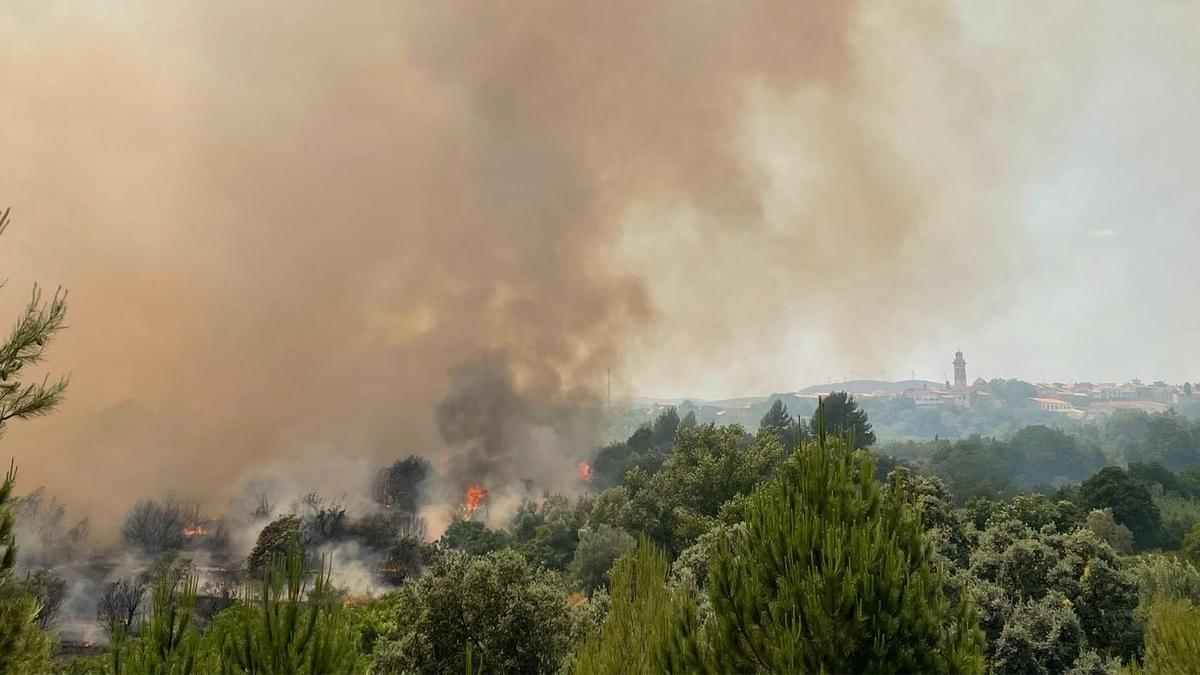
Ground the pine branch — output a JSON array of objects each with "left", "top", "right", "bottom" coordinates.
[
  {"left": 0, "top": 376, "right": 69, "bottom": 425},
  {"left": 0, "top": 460, "right": 15, "bottom": 577},
  {"left": 0, "top": 281, "right": 69, "bottom": 433},
  {"left": 0, "top": 285, "right": 67, "bottom": 376}
]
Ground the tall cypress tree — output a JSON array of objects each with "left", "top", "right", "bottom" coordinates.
[{"left": 665, "top": 403, "right": 984, "bottom": 673}]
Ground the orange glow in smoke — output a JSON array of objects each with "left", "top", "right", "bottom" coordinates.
[
  {"left": 577, "top": 461, "right": 592, "bottom": 482},
  {"left": 181, "top": 525, "right": 209, "bottom": 537}
]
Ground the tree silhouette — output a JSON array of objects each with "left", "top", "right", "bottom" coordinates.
[
  {"left": 759, "top": 398, "right": 801, "bottom": 451},
  {"left": 1079, "top": 467, "right": 1165, "bottom": 551},
  {"left": 811, "top": 391, "right": 875, "bottom": 448}
]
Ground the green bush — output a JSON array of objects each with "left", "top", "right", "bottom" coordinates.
[
  {"left": 1126, "top": 554, "right": 1200, "bottom": 615},
  {"left": 992, "top": 593, "right": 1085, "bottom": 675},
  {"left": 372, "top": 548, "right": 572, "bottom": 674},
  {"left": 1086, "top": 509, "right": 1134, "bottom": 555},
  {"left": 1182, "top": 521, "right": 1200, "bottom": 567},
  {"left": 569, "top": 525, "right": 635, "bottom": 593},
  {"left": 246, "top": 514, "right": 304, "bottom": 572}
]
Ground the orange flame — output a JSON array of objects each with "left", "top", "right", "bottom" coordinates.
[
  {"left": 577, "top": 461, "right": 592, "bottom": 482},
  {"left": 464, "top": 485, "right": 487, "bottom": 511},
  {"left": 181, "top": 525, "right": 209, "bottom": 537},
  {"left": 342, "top": 594, "right": 371, "bottom": 608}
]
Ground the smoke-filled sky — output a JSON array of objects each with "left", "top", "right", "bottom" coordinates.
[{"left": 2, "top": 1, "right": 1198, "bottom": 524}]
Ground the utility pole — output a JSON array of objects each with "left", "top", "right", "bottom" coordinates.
[{"left": 607, "top": 368, "right": 611, "bottom": 408}]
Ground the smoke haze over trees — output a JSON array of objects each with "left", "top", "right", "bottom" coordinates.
[{"left": 7, "top": 2, "right": 1200, "bottom": 525}]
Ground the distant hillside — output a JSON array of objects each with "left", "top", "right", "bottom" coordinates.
[
  {"left": 628, "top": 396, "right": 707, "bottom": 407},
  {"left": 632, "top": 380, "right": 943, "bottom": 412},
  {"left": 799, "top": 379, "right": 942, "bottom": 395},
  {"left": 632, "top": 395, "right": 780, "bottom": 410},
  {"left": 697, "top": 396, "right": 771, "bottom": 409}
]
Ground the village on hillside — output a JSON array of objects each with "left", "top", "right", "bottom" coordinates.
[
  {"left": 632, "top": 350, "right": 1198, "bottom": 433},
  {"left": 892, "top": 351, "right": 1189, "bottom": 421}
]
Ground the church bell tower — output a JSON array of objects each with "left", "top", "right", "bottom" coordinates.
[{"left": 953, "top": 350, "right": 967, "bottom": 391}]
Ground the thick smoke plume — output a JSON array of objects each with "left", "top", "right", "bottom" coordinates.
[{"left": 0, "top": 2, "right": 1092, "bottom": 527}]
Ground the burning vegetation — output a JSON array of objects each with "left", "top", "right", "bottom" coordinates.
[
  {"left": 181, "top": 524, "right": 210, "bottom": 538},
  {"left": 462, "top": 485, "right": 487, "bottom": 520}
]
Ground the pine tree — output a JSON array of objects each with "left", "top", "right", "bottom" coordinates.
[
  {"left": 574, "top": 536, "right": 686, "bottom": 675},
  {"left": 759, "top": 399, "right": 790, "bottom": 431},
  {"left": 0, "top": 589, "right": 51, "bottom": 673},
  {"left": 111, "top": 570, "right": 201, "bottom": 674},
  {"left": 759, "top": 399, "right": 798, "bottom": 450},
  {"left": 665, "top": 402, "right": 984, "bottom": 673},
  {"left": 210, "top": 551, "right": 360, "bottom": 674},
  {"left": 0, "top": 210, "right": 68, "bottom": 431},
  {"left": 0, "top": 462, "right": 52, "bottom": 673},
  {"left": 0, "top": 208, "right": 64, "bottom": 674},
  {"left": 811, "top": 391, "right": 875, "bottom": 448},
  {"left": 0, "top": 462, "right": 17, "bottom": 576},
  {"left": 1137, "top": 598, "right": 1200, "bottom": 674}
]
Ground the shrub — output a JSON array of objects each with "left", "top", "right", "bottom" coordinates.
[
  {"left": 372, "top": 548, "right": 573, "bottom": 674},
  {"left": 569, "top": 525, "right": 635, "bottom": 593}
]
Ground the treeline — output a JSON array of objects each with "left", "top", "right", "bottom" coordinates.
[
  {"left": 880, "top": 408, "right": 1200, "bottom": 500},
  {"left": 655, "top": 378, "right": 1131, "bottom": 442},
  {"left": 1, "top": 395, "right": 1196, "bottom": 671},
  {"left": 859, "top": 384, "right": 1080, "bottom": 440},
  {"left": 6, "top": 400, "right": 989, "bottom": 673},
  {"left": 592, "top": 392, "right": 873, "bottom": 490}
]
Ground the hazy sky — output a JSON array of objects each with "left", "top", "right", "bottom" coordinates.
[
  {"left": 631, "top": 1, "right": 1200, "bottom": 398},
  {"left": 1, "top": 1, "right": 1197, "bottom": 520},
  {"left": 909, "top": 2, "right": 1200, "bottom": 395}
]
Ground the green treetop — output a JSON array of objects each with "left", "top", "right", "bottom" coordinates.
[
  {"left": 811, "top": 391, "right": 876, "bottom": 448},
  {"left": 664, "top": 403, "right": 984, "bottom": 673}
]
